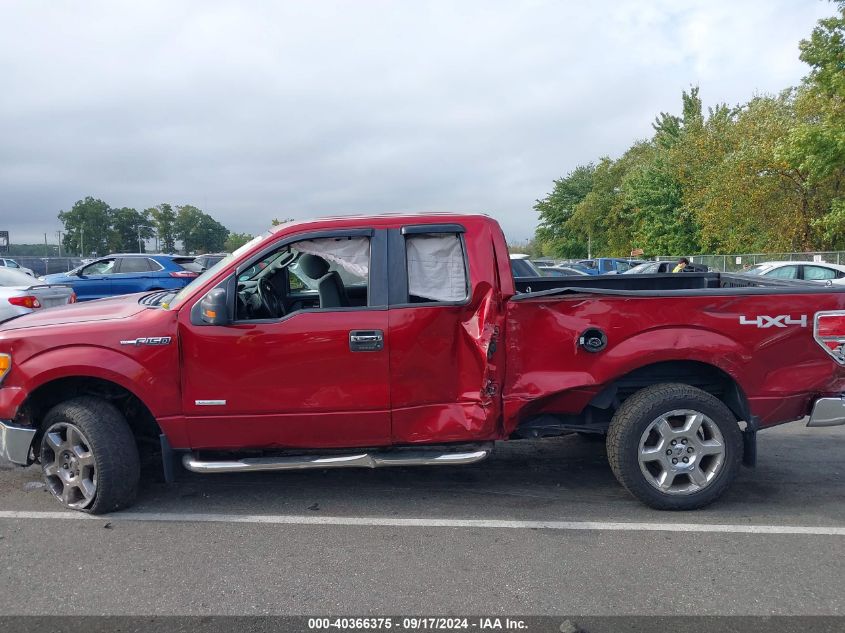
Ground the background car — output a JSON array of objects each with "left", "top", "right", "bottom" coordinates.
[
  {"left": 624, "top": 261, "right": 710, "bottom": 274},
  {"left": 624, "top": 261, "right": 667, "bottom": 274},
  {"left": 193, "top": 253, "right": 227, "bottom": 271},
  {"left": 42, "top": 253, "right": 201, "bottom": 301},
  {"left": 577, "top": 257, "right": 645, "bottom": 275},
  {"left": 536, "top": 264, "right": 590, "bottom": 276},
  {"left": 0, "top": 268, "right": 76, "bottom": 323},
  {"left": 509, "top": 254, "right": 543, "bottom": 278},
  {"left": 0, "top": 258, "right": 35, "bottom": 276},
  {"left": 742, "top": 261, "right": 845, "bottom": 283}
]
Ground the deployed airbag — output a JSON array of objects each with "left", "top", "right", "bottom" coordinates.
[{"left": 406, "top": 234, "right": 466, "bottom": 302}]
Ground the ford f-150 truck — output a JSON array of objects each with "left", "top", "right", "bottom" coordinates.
[{"left": 2, "top": 213, "right": 845, "bottom": 514}]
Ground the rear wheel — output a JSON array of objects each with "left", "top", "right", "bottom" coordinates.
[
  {"left": 40, "top": 397, "right": 140, "bottom": 514},
  {"left": 606, "top": 384, "right": 742, "bottom": 510}
]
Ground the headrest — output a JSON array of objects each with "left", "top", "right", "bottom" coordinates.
[{"left": 298, "top": 253, "right": 330, "bottom": 279}]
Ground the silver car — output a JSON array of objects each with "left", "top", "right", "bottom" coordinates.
[{"left": 0, "top": 268, "right": 76, "bottom": 323}]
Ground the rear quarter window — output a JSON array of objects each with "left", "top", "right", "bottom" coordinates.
[{"left": 406, "top": 233, "right": 468, "bottom": 303}]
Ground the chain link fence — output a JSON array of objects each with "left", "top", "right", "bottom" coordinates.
[{"left": 10, "top": 256, "right": 83, "bottom": 277}]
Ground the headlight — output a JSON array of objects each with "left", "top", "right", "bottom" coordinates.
[
  {"left": 0, "top": 353, "right": 10, "bottom": 384},
  {"left": 38, "top": 276, "right": 45, "bottom": 281}
]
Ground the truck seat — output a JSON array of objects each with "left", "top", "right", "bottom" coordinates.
[{"left": 298, "top": 254, "right": 350, "bottom": 308}]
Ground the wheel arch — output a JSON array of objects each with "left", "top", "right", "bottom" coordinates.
[
  {"left": 15, "top": 376, "right": 162, "bottom": 451},
  {"left": 590, "top": 359, "right": 752, "bottom": 423}
]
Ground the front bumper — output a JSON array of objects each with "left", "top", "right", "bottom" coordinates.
[
  {"left": 807, "top": 397, "right": 845, "bottom": 427},
  {"left": 0, "top": 420, "right": 36, "bottom": 465}
]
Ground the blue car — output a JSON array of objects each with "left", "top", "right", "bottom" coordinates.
[
  {"left": 576, "top": 258, "right": 645, "bottom": 275},
  {"left": 43, "top": 254, "right": 202, "bottom": 301}
]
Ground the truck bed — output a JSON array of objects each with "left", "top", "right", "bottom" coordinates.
[
  {"left": 512, "top": 272, "right": 845, "bottom": 298},
  {"left": 504, "top": 271, "right": 845, "bottom": 434}
]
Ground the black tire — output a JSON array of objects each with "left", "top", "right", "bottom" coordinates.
[
  {"left": 40, "top": 396, "right": 140, "bottom": 514},
  {"left": 606, "top": 383, "right": 742, "bottom": 510}
]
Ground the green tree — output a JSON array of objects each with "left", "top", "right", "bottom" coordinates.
[
  {"left": 781, "top": 1, "right": 845, "bottom": 247},
  {"left": 224, "top": 232, "right": 254, "bottom": 252},
  {"left": 534, "top": 164, "right": 595, "bottom": 257},
  {"left": 624, "top": 88, "right": 703, "bottom": 255},
  {"left": 567, "top": 143, "right": 653, "bottom": 257},
  {"left": 174, "top": 205, "right": 229, "bottom": 254},
  {"left": 110, "top": 207, "right": 153, "bottom": 253},
  {"left": 530, "top": 2, "right": 845, "bottom": 257},
  {"left": 624, "top": 152, "right": 695, "bottom": 255},
  {"left": 150, "top": 203, "right": 177, "bottom": 252},
  {"left": 58, "top": 197, "right": 112, "bottom": 257},
  {"left": 684, "top": 94, "right": 821, "bottom": 251}
]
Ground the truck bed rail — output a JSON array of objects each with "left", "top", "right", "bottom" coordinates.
[{"left": 511, "top": 272, "right": 842, "bottom": 300}]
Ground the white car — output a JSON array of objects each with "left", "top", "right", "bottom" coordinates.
[
  {"left": 510, "top": 254, "right": 543, "bottom": 278},
  {"left": 0, "top": 258, "right": 35, "bottom": 276},
  {"left": 0, "top": 268, "right": 76, "bottom": 323},
  {"left": 743, "top": 261, "right": 845, "bottom": 283}
]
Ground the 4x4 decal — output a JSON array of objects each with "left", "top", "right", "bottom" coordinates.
[{"left": 739, "top": 315, "right": 807, "bottom": 328}]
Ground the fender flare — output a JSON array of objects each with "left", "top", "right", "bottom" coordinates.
[{"left": 14, "top": 345, "right": 162, "bottom": 418}]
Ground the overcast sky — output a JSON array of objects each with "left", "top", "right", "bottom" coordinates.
[{"left": 0, "top": 0, "right": 832, "bottom": 244}]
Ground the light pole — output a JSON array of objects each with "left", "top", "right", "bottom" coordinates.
[{"left": 136, "top": 224, "right": 155, "bottom": 253}]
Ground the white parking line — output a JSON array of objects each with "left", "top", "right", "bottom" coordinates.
[{"left": 2, "top": 509, "right": 845, "bottom": 535}]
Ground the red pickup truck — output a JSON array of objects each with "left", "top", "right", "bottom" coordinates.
[{"left": 2, "top": 213, "right": 845, "bottom": 514}]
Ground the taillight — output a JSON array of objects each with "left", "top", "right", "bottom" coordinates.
[
  {"left": 8, "top": 295, "right": 41, "bottom": 309},
  {"left": 170, "top": 271, "right": 199, "bottom": 278},
  {"left": 814, "top": 311, "right": 845, "bottom": 364},
  {"left": 69, "top": 292, "right": 77, "bottom": 304}
]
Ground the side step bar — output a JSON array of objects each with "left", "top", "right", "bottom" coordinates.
[{"left": 182, "top": 443, "right": 493, "bottom": 474}]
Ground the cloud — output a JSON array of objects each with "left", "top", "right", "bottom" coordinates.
[{"left": 0, "top": 0, "right": 831, "bottom": 244}]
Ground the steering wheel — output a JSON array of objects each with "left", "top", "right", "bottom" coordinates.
[{"left": 257, "top": 277, "right": 284, "bottom": 318}]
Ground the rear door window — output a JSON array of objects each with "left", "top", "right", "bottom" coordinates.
[
  {"left": 117, "top": 258, "right": 153, "bottom": 273},
  {"left": 803, "top": 265, "right": 838, "bottom": 281}
]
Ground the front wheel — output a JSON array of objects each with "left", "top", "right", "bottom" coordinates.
[
  {"left": 40, "top": 397, "right": 140, "bottom": 513},
  {"left": 606, "top": 384, "right": 742, "bottom": 510}
]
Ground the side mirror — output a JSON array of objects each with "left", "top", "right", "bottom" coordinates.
[{"left": 200, "top": 288, "right": 230, "bottom": 326}]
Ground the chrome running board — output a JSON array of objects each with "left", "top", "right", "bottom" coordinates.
[{"left": 182, "top": 443, "right": 493, "bottom": 474}]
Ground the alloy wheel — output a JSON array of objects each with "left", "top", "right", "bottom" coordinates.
[
  {"left": 41, "top": 422, "right": 97, "bottom": 509},
  {"left": 637, "top": 409, "right": 726, "bottom": 495}
]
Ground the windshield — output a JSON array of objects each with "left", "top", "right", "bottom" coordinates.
[
  {"left": 744, "top": 264, "right": 771, "bottom": 275},
  {"left": 163, "top": 234, "right": 267, "bottom": 308}
]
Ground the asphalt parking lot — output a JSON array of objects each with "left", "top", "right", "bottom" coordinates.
[{"left": 0, "top": 420, "right": 844, "bottom": 616}]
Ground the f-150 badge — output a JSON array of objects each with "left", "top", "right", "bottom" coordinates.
[
  {"left": 739, "top": 315, "right": 807, "bottom": 328},
  {"left": 120, "top": 337, "right": 172, "bottom": 346}
]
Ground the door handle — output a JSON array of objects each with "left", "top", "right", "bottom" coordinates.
[{"left": 349, "top": 330, "right": 384, "bottom": 352}]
